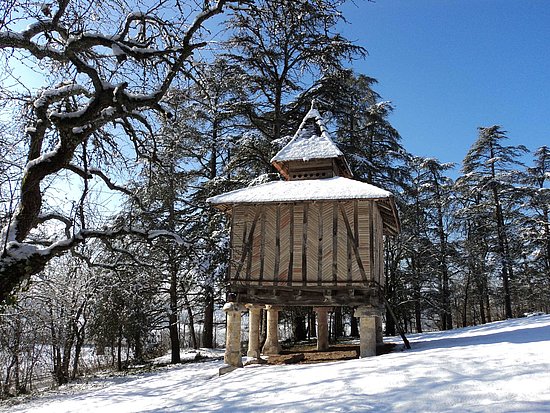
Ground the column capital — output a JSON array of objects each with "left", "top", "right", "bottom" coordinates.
[
  {"left": 245, "top": 303, "right": 265, "bottom": 310},
  {"left": 354, "top": 306, "right": 382, "bottom": 318},
  {"left": 313, "top": 306, "right": 333, "bottom": 313},
  {"left": 264, "top": 305, "right": 282, "bottom": 311},
  {"left": 223, "top": 302, "right": 246, "bottom": 313}
]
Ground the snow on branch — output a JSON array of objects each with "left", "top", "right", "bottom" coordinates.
[{"left": 0, "top": 225, "right": 187, "bottom": 303}]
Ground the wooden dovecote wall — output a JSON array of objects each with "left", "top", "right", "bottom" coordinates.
[{"left": 208, "top": 103, "right": 399, "bottom": 308}]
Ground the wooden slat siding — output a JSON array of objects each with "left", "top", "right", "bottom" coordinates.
[
  {"left": 230, "top": 205, "right": 245, "bottom": 281},
  {"left": 369, "top": 201, "right": 375, "bottom": 282},
  {"left": 339, "top": 202, "right": 369, "bottom": 283},
  {"left": 273, "top": 204, "right": 281, "bottom": 285},
  {"left": 278, "top": 204, "right": 290, "bottom": 284},
  {"left": 354, "top": 200, "right": 359, "bottom": 249},
  {"left": 305, "top": 202, "right": 318, "bottom": 286},
  {"left": 302, "top": 203, "right": 308, "bottom": 285},
  {"left": 321, "top": 203, "right": 333, "bottom": 284},
  {"left": 371, "top": 205, "right": 377, "bottom": 285},
  {"left": 264, "top": 205, "right": 277, "bottom": 282},
  {"left": 292, "top": 204, "right": 303, "bottom": 285},
  {"left": 228, "top": 205, "right": 235, "bottom": 282},
  {"left": 229, "top": 205, "right": 240, "bottom": 281},
  {"left": 258, "top": 205, "right": 266, "bottom": 285},
  {"left": 376, "top": 205, "right": 385, "bottom": 287},
  {"left": 244, "top": 208, "right": 261, "bottom": 281},
  {"left": 337, "top": 202, "right": 351, "bottom": 283},
  {"left": 346, "top": 202, "right": 357, "bottom": 284},
  {"left": 287, "top": 203, "right": 295, "bottom": 286},
  {"left": 332, "top": 202, "right": 338, "bottom": 285},
  {"left": 357, "top": 201, "right": 371, "bottom": 279},
  {"left": 232, "top": 205, "right": 248, "bottom": 281},
  {"left": 317, "top": 202, "right": 324, "bottom": 286}
]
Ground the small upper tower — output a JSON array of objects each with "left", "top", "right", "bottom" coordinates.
[{"left": 271, "top": 102, "right": 352, "bottom": 181}]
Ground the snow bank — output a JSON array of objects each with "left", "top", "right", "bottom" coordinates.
[{"left": 3, "top": 315, "right": 550, "bottom": 413}]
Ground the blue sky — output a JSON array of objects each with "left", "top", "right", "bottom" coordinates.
[{"left": 339, "top": 0, "right": 550, "bottom": 168}]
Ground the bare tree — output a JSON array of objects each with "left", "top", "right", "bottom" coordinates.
[{"left": 0, "top": 0, "right": 243, "bottom": 304}]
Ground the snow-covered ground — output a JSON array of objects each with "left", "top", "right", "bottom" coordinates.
[{"left": 3, "top": 315, "right": 550, "bottom": 413}]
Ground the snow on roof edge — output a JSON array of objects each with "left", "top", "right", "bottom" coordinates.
[{"left": 207, "top": 177, "right": 393, "bottom": 205}]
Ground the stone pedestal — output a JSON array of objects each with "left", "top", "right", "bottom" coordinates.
[
  {"left": 375, "top": 315, "right": 383, "bottom": 345},
  {"left": 223, "top": 302, "right": 245, "bottom": 368},
  {"left": 246, "top": 304, "right": 263, "bottom": 358},
  {"left": 314, "top": 307, "right": 331, "bottom": 351},
  {"left": 354, "top": 306, "right": 379, "bottom": 358},
  {"left": 262, "top": 305, "right": 281, "bottom": 355}
]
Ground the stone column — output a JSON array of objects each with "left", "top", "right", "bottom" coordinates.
[
  {"left": 223, "top": 302, "right": 245, "bottom": 368},
  {"left": 262, "top": 305, "right": 281, "bottom": 355},
  {"left": 375, "top": 315, "right": 384, "bottom": 345},
  {"left": 354, "top": 306, "right": 379, "bottom": 358},
  {"left": 245, "top": 304, "right": 263, "bottom": 358},
  {"left": 314, "top": 307, "right": 331, "bottom": 351}
]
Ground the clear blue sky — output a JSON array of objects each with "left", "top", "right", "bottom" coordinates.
[{"left": 340, "top": 0, "right": 550, "bottom": 168}]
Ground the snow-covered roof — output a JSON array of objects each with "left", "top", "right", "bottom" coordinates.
[
  {"left": 207, "top": 177, "right": 392, "bottom": 205},
  {"left": 271, "top": 104, "right": 343, "bottom": 163}
]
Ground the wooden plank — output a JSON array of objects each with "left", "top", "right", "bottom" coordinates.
[
  {"left": 228, "top": 206, "right": 235, "bottom": 282},
  {"left": 302, "top": 203, "right": 308, "bottom": 285},
  {"left": 369, "top": 201, "right": 376, "bottom": 279},
  {"left": 354, "top": 200, "right": 359, "bottom": 249},
  {"left": 332, "top": 202, "right": 338, "bottom": 285},
  {"left": 287, "top": 203, "right": 295, "bottom": 286},
  {"left": 258, "top": 205, "right": 266, "bottom": 285},
  {"left": 233, "top": 207, "right": 248, "bottom": 281},
  {"left": 357, "top": 201, "right": 370, "bottom": 276},
  {"left": 262, "top": 206, "right": 275, "bottom": 284},
  {"left": 347, "top": 202, "right": 353, "bottom": 284},
  {"left": 339, "top": 203, "right": 369, "bottom": 283},
  {"left": 352, "top": 200, "right": 359, "bottom": 285},
  {"left": 274, "top": 204, "right": 281, "bottom": 285},
  {"left": 317, "top": 202, "right": 323, "bottom": 286},
  {"left": 244, "top": 208, "right": 261, "bottom": 281}
]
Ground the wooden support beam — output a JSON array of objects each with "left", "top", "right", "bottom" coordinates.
[
  {"left": 339, "top": 203, "right": 369, "bottom": 283},
  {"left": 317, "top": 202, "right": 323, "bottom": 286},
  {"left": 332, "top": 203, "right": 338, "bottom": 284},
  {"left": 259, "top": 206, "right": 266, "bottom": 285},
  {"left": 235, "top": 208, "right": 261, "bottom": 281},
  {"left": 274, "top": 204, "right": 281, "bottom": 285},
  {"left": 302, "top": 203, "right": 308, "bottom": 285},
  {"left": 287, "top": 203, "right": 295, "bottom": 286}
]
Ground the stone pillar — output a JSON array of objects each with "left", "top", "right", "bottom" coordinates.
[
  {"left": 354, "top": 306, "right": 379, "bottom": 358},
  {"left": 223, "top": 302, "right": 245, "bottom": 368},
  {"left": 314, "top": 307, "right": 330, "bottom": 351},
  {"left": 262, "top": 305, "right": 281, "bottom": 355},
  {"left": 246, "top": 304, "right": 263, "bottom": 358},
  {"left": 375, "top": 315, "right": 384, "bottom": 345}
]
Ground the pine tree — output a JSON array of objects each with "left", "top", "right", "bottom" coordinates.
[
  {"left": 225, "top": 0, "right": 366, "bottom": 175},
  {"left": 517, "top": 146, "right": 550, "bottom": 312},
  {"left": 320, "top": 70, "right": 409, "bottom": 190},
  {"left": 419, "top": 158, "right": 456, "bottom": 329},
  {"left": 460, "top": 126, "right": 528, "bottom": 319}
]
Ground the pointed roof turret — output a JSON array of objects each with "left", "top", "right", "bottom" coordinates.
[{"left": 271, "top": 101, "right": 352, "bottom": 180}]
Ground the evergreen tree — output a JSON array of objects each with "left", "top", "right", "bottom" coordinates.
[
  {"left": 419, "top": 158, "right": 456, "bottom": 330},
  {"left": 320, "top": 71, "right": 409, "bottom": 190},
  {"left": 517, "top": 146, "right": 550, "bottom": 312},
  {"left": 459, "top": 126, "right": 528, "bottom": 318},
  {"left": 225, "top": 0, "right": 365, "bottom": 175}
]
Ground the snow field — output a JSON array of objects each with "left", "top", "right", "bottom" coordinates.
[{"left": 3, "top": 315, "right": 550, "bottom": 413}]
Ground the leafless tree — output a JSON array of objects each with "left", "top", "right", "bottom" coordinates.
[{"left": 0, "top": 0, "right": 244, "bottom": 304}]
